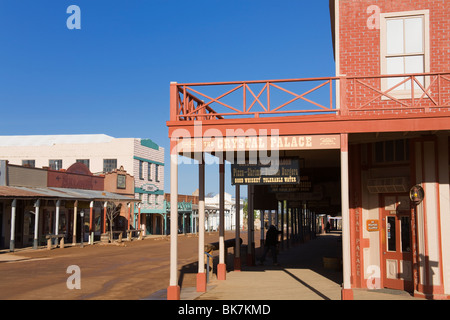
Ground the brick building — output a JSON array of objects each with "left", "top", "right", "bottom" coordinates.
[
  {"left": 165, "top": 0, "right": 450, "bottom": 300},
  {"left": 332, "top": 0, "right": 450, "bottom": 299}
]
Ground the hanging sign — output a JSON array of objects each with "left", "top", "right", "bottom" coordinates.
[{"left": 231, "top": 158, "right": 300, "bottom": 185}]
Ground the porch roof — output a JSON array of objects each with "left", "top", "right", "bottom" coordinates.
[{"left": 0, "top": 186, "right": 138, "bottom": 203}]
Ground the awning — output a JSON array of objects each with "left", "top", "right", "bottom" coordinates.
[{"left": 0, "top": 186, "right": 138, "bottom": 202}]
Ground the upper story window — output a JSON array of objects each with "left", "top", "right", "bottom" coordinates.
[
  {"left": 380, "top": 10, "right": 430, "bottom": 98},
  {"left": 147, "top": 162, "right": 152, "bottom": 181},
  {"left": 103, "top": 159, "right": 117, "bottom": 173},
  {"left": 49, "top": 159, "right": 62, "bottom": 170},
  {"left": 374, "top": 139, "right": 410, "bottom": 164},
  {"left": 22, "top": 160, "right": 35, "bottom": 168},
  {"left": 155, "top": 164, "right": 160, "bottom": 182},
  {"left": 139, "top": 160, "right": 144, "bottom": 180},
  {"left": 76, "top": 159, "right": 90, "bottom": 169}
]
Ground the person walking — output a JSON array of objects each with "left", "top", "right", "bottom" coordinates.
[{"left": 259, "top": 225, "right": 281, "bottom": 266}]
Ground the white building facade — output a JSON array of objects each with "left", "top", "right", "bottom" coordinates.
[
  {"left": 0, "top": 134, "right": 165, "bottom": 233},
  {"left": 204, "top": 192, "right": 244, "bottom": 231}
]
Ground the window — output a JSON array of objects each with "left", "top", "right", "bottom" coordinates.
[
  {"left": 380, "top": 10, "right": 429, "bottom": 97},
  {"left": 139, "top": 160, "right": 144, "bottom": 180},
  {"left": 401, "top": 216, "right": 411, "bottom": 253},
  {"left": 117, "top": 174, "right": 126, "bottom": 189},
  {"left": 103, "top": 159, "right": 117, "bottom": 173},
  {"left": 76, "top": 159, "right": 90, "bottom": 169},
  {"left": 155, "top": 165, "right": 160, "bottom": 182},
  {"left": 387, "top": 216, "right": 396, "bottom": 252},
  {"left": 147, "top": 162, "right": 152, "bottom": 181},
  {"left": 49, "top": 159, "right": 63, "bottom": 170},
  {"left": 22, "top": 160, "right": 35, "bottom": 168},
  {"left": 374, "top": 139, "right": 409, "bottom": 164}
]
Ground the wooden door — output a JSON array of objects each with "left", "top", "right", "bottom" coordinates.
[{"left": 381, "top": 195, "right": 414, "bottom": 292}]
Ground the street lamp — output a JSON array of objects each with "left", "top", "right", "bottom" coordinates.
[{"left": 80, "top": 210, "right": 84, "bottom": 248}]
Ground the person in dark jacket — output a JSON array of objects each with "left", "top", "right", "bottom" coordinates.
[{"left": 259, "top": 225, "right": 281, "bottom": 266}]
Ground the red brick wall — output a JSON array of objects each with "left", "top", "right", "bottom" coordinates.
[
  {"left": 338, "top": 0, "right": 450, "bottom": 114},
  {"left": 339, "top": 0, "right": 450, "bottom": 76}
]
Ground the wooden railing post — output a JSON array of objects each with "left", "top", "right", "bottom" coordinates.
[
  {"left": 339, "top": 76, "right": 348, "bottom": 116},
  {"left": 170, "top": 82, "right": 178, "bottom": 121}
]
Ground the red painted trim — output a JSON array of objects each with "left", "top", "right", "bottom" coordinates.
[
  {"left": 341, "top": 288, "right": 354, "bottom": 300},
  {"left": 168, "top": 113, "right": 450, "bottom": 139},
  {"left": 89, "top": 206, "right": 93, "bottom": 235},
  {"left": 102, "top": 205, "right": 106, "bottom": 234},
  {"left": 349, "top": 144, "right": 362, "bottom": 288}
]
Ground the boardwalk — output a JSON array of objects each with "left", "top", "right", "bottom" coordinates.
[{"left": 192, "top": 233, "right": 420, "bottom": 300}]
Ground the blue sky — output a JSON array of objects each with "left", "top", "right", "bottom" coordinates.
[{"left": 0, "top": 0, "right": 336, "bottom": 197}]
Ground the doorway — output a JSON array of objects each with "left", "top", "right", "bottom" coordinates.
[{"left": 380, "top": 195, "right": 413, "bottom": 292}]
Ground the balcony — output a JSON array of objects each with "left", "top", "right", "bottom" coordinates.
[
  {"left": 170, "top": 72, "right": 450, "bottom": 118},
  {"left": 167, "top": 72, "right": 450, "bottom": 136}
]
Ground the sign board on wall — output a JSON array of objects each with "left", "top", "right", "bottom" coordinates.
[
  {"left": 366, "top": 219, "right": 380, "bottom": 232},
  {"left": 178, "top": 134, "right": 341, "bottom": 153}
]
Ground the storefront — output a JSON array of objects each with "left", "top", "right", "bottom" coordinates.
[{"left": 165, "top": 0, "right": 450, "bottom": 300}]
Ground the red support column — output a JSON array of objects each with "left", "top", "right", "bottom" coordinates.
[
  {"left": 102, "top": 202, "right": 107, "bottom": 234},
  {"left": 89, "top": 201, "right": 93, "bottom": 236}
]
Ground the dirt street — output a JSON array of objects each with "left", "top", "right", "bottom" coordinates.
[{"left": 0, "top": 231, "right": 256, "bottom": 300}]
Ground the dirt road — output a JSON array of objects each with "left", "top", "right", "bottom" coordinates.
[{"left": 0, "top": 231, "right": 255, "bottom": 300}]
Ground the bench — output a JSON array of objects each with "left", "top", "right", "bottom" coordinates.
[
  {"left": 126, "top": 229, "right": 144, "bottom": 241},
  {"left": 110, "top": 231, "right": 124, "bottom": 243},
  {"left": 45, "top": 234, "right": 65, "bottom": 250}
]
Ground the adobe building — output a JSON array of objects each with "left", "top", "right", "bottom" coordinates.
[{"left": 165, "top": 0, "right": 450, "bottom": 300}]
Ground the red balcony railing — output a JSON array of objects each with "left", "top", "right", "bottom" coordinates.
[{"left": 169, "top": 72, "right": 450, "bottom": 122}]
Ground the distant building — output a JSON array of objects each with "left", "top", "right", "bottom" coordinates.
[
  {"left": 0, "top": 134, "right": 164, "bottom": 233},
  {"left": 204, "top": 192, "right": 244, "bottom": 231}
]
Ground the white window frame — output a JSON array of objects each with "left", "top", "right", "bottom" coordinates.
[{"left": 380, "top": 10, "right": 430, "bottom": 100}]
